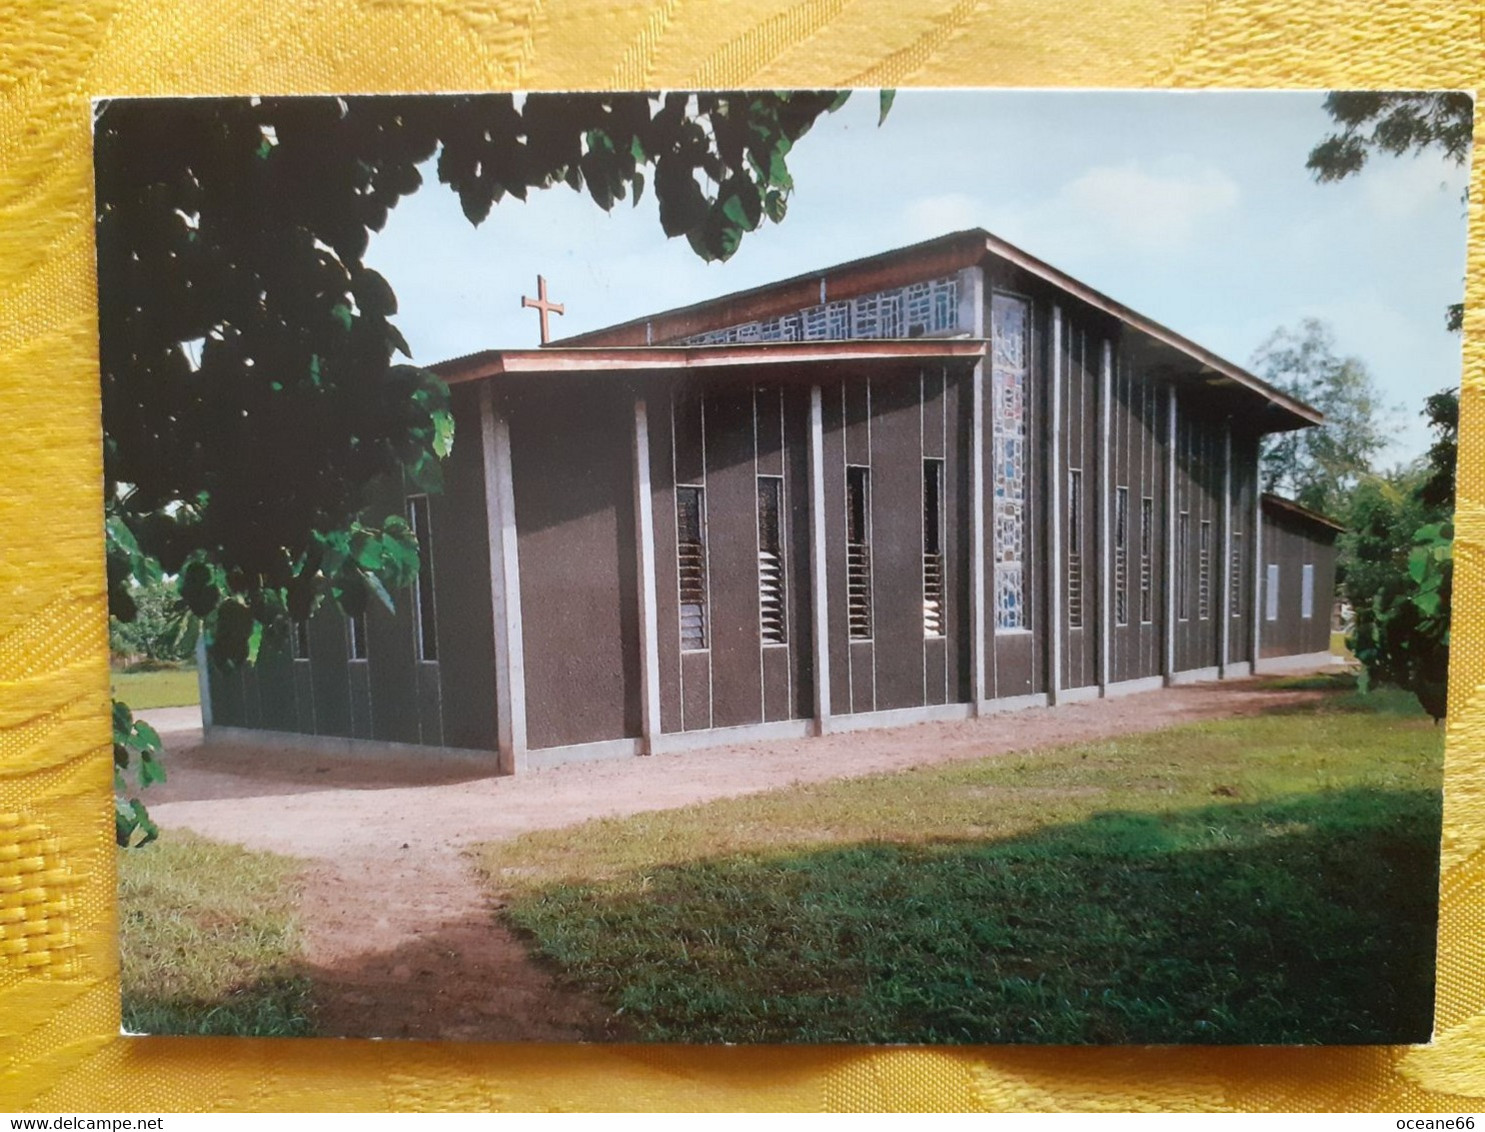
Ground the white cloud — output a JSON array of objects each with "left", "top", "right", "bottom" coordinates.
[
  {"left": 1054, "top": 161, "right": 1240, "bottom": 251},
  {"left": 901, "top": 193, "right": 985, "bottom": 242}
]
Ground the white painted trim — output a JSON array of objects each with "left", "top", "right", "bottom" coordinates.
[
  {"left": 480, "top": 385, "right": 528, "bottom": 775},
  {"left": 194, "top": 636, "right": 213, "bottom": 729},
  {"left": 1219, "top": 422, "right": 1233, "bottom": 678},
  {"left": 527, "top": 736, "right": 643, "bottom": 770},
  {"left": 977, "top": 692, "right": 1051, "bottom": 714},
  {"left": 1059, "top": 684, "right": 1101, "bottom": 704},
  {"left": 204, "top": 725, "right": 497, "bottom": 764},
  {"left": 650, "top": 718, "right": 814, "bottom": 755},
  {"left": 633, "top": 397, "right": 662, "bottom": 755},
  {"left": 1105, "top": 675, "right": 1166, "bottom": 697},
  {"left": 826, "top": 701, "right": 973, "bottom": 733},
  {"left": 807, "top": 384, "right": 831, "bottom": 733},
  {"left": 1163, "top": 386, "right": 1178, "bottom": 682},
  {"left": 1048, "top": 305, "right": 1064, "bottom": 705},
  {"left": 1254, "top": 651, "right": 1339, "bottom": 674},
  {"left": 1098, "top": 338, "right": 1113, "bottom": 697},
  {"left": 1169, "top": 664, "right": 1222, "bottom": 685}
]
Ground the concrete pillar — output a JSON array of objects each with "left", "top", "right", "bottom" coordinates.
[
  {"left": 1219, "top": 421, "right": 1233, "bottom": 678},
  {"left": 480, "top": 383, "right": 528, "bottom": 774},
  {"left": 807, "top": 383, "right": 832, "bottom": 734},
  {"left": 633, "top": 396, "right": 662, "bottom": 754},
  {"left": 1098, "top": 339, "right": 1113, "bottom": 696},
  {"left": 1163, "top": 385, "right": 1178, "bottom": 683},
  {"left": 1048, "top": 306, "right": 1064, "bottom": 706}
]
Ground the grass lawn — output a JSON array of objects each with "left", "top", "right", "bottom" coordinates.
[
  {"left": 111, "top": 663, "right": 200, "bottom": 710},
  {"left": 474, "top": 679, "right": 1442, "bottom": 1045},
  {"left": 119, "top": 832, "right": 313, "bottom": 1037}
]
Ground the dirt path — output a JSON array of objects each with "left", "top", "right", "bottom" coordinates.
[{"left": 146, "top": 676, "right": 1333, "bottom": 1041}]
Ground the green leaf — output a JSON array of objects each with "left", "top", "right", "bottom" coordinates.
[
  {"left": 365, "top": 571, "right": 396, "bottom": 614},
  {"left": 432, "top": 409, "right": 455, "bottom": 459},
  {"left": 878, "top": 89, "right": 896, "bottom": 125},
  {"left": 330, "top": 303, "right": 353, "bottom": 332}
]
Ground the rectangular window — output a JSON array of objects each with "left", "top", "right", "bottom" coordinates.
[
  {"left": 923, "top": 459, "right": 944, "bottom": 637},
  {"left": 1301, "top": 563, "right": 1316, "bottom": 620},
  {"left": 991, "top": 293, "right": 1030, "bottom": 630},
  {"left": 291, "top": 618, "right": 311, "bottom": 661},
  {"left": 1177, "top": 511, "right": 1190, "bottom": 621},
  {"left": 1114, "top": 486, "right": 1129, "bottom": 627},
  {"left": 408, "top": 494, "right": 438, "bottom": 662},
  {"left": 348, "top": 611, "right": 368, "bottom": 661},
  {"left": 1230, "top": 531, "right": 1244, "bottom": 619},
  {"left": 1067, "top": 469, "right": 1083, "bottom": 630},
  {"left": 1198, "top": 519, "right": 1212, "bottom": 620},
  {"left": 1139, "top": 496, "right": 1153, "bottom": 624},
  {"left": 757, "top": 476, "right": 786, "bottom": 645},
  {"left": 1266, "top": 563, "right": 1280, "bottom": 622},
  {"left": 677, "top": 484, "right": 709, "bottom": 651},
  {"left": 846, "top": 465, "right": 873, "bottom": 640}
]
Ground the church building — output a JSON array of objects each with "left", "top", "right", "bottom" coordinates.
[{"left": 202, "top": 229, "right": 1342, "bottom": 773}]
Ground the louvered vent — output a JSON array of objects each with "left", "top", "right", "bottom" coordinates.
[
  {"left": 1139, "top": 496, "right": 1154, "bottom": 624},
  {"left": 1198, "top": 519, "right": 1212, "bottom": 620},
  {"left": 1114, "top": 486, "right": 1129, "bottom": 627},
  {"left": 1067, "top": 469, "right": 1083, "bottom": 629},
  {"left": 757, "top": 476, "right": 786, "bottom": 645},
  {"left": 677, "top": 485, "right": 709, "bottom": 650},
  {"left": 847, "top": 466, "right": 873, "bottom": 640},
  {"left": 923, "top": 459, "right": 944, "bottom": 637}
]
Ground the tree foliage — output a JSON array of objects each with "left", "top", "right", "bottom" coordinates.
[
  {"left": 1341, "top": 391, "right": 1456, "bottom": 721},
  {"left": 1252, "top": 318, "right": 1391, "bottom": 518},
  {"left": 98, "top": 91, "right": 855, "bottom": 844}
]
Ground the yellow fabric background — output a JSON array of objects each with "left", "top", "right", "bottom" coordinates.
[{"left": 0, "top": 0, "right": 1481, "bottom": 1112}]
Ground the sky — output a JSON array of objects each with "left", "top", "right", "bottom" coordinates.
[{"left": 364, "top": 90, "right": 1470, "bottom": 464}]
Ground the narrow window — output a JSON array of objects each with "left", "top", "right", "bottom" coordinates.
[
  {"left": 1177, "top": 511, "right": 1190, "bottom": 621},
  {"left": 348, "top": 611, "right": 368, "bottom": 661},
  {"left": 1266, "top": 563, "right": 1280, "bottom": 621},
  {"left": 1067, "top": 469, "right": 1083, "bottom": 630},
  {"left": 1301, "top": 563, "right": 1316, "bottom": 620},
  {"left": 1114, "top": 486, "right": 1129, "bottom": 627},
  {"left": 1139, "top": 496, "right": 1153, "bottom": 624},
  {"left": 291, "top": 618, "right": 311, "bottom": 661},
  {"left": 408, "top": 494, "right": 438, "bottom": 662},
  {"left": 846, "top": 466, "right": 873, "bottom": 640},
  {"left": 1198, "top": 519, "right": 1212, "bottom": 620},
  {"left": 1230, "top": 531, "right": 1244, "bottom": 619},
  {"left": 923, "top": 459, "right": 945, "bottom": 637},
  {"left": 757, "top": 476, "right": 786, "bottom": 645},
  {"left": 677, "top": 485, "right": 709, "bottom": 651}
]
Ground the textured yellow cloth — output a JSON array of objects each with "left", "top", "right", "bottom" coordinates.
[{"left": 0, "top": 0, "right": 1482, "bottom": 1113}]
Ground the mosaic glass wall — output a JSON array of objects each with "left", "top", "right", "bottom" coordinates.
[
  {"left": 680, "top": 277, "right": 960, "bottom": 344},
  {"left": 991, "top": 292, "right": 1030, "bottom": 630}
]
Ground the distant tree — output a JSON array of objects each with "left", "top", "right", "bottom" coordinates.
[
  {"left": 98, "top": 91, "right": 864, "bottom": 844},
  {"left": 109, "top": 574, "right": 196, "bottom": 667},
  {"left": 1341, "top": 390, "right": 1456, "bottom": 720},
  {"left": 1252, "top": 319, "right": 1391, "bottom": 518}
]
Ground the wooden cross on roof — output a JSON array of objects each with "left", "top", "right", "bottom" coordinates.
[{"left": 521, "top": 275, "right": 564, "bottom": 345}]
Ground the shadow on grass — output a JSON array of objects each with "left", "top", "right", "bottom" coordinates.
[
  {"left": 503, "top": 786, "right": 1441, "bottom": 1046},
  {"left": 122, "top": 975, "right": 314, "bottom": 1037}
]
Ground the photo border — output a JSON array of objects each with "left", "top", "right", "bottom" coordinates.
[{"left": 1, "top": 0, "right": 1482, "bottom": 1111}]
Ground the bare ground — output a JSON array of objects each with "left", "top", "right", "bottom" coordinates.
[{"left": 143, "top": 676, "right": 1333, "bottom": 1042}]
